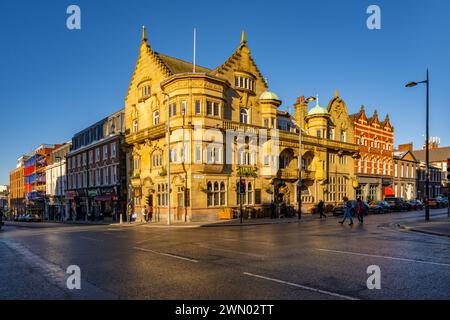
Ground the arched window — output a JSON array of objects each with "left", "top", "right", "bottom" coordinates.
[
  {"left": 240, "top": 108, "right": 249, "bottom": 124},
  {"left": 247, "top": 182, "right": 253, "bottom": 205},
  {"left": 207, "top": 182, "right": 213, "bottom": 207},
  {"left": 214, "top": 182, "right": 219, "bottom": 206},
  {"left": 133, "top": 119, "right": 138, "bottom": 133},
  {"left": 207, "top": 181, "right": 226, "bottom": 207},
  {"left": 220, "top": 182, "right": 226, "bottom": 206},
  {"left": 153, "top": 110, "right": 160, "bottom": 125}
]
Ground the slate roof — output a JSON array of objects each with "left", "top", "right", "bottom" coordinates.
[
  {"left": 155, "top": 52, "right": 211, "bottom": 74},
  {"left": 412, "top": 147, "right": 450, "bottom": 162}
]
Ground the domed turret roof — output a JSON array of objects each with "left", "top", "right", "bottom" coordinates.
[
  {"left": 307, "top": 97, "right": 329, "bottom": 117},
  {"left": 260, "top": 91, "right": 280, "bottom": 101}
]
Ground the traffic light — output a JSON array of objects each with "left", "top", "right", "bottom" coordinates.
[{"left": 237, "top": 179, "right": 246, "bottom": 194}]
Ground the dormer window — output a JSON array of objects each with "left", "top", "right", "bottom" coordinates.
[
  {"left": 235, "top": 75, "right": 255, "bottom": 91},
  {"left": 141, "top": 85, "right": 151, "bottom": 98}
]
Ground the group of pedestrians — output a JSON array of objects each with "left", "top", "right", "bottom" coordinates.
[
  {"left": 316, "top": 197, "right": 365, "bottom": 227},
  {"left": 269, "top": 201, "right": 296, "bottom": 219},
  {"left": 339, "top": 197, "right": 364, "bottom": 226},
  {"left": 141, "top": 206, "right": 152, "bottom": 223}
]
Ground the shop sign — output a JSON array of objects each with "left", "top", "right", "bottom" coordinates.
[
  {"left": 66, "top": 191, "right": 76, "bottom": 200},
  {"left": 88, "top": 190, "right": 98, "bottom": 197},
  {"left": 237, "top": 167, "right": 258, "bottom": 177}
]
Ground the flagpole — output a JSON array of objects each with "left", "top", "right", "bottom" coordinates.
[{"left": 193, "top": 28, "right": 196, "bottom": 73}]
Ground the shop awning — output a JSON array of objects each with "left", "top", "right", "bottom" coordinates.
[{"left": 383, "top": 187, "right": 395, "bottom": 196}]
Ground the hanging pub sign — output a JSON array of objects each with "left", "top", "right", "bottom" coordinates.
[{"left": 237, "top": 166, "right": 258, "bottom": 177}]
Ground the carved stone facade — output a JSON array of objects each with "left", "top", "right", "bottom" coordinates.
[{"left": 125, "top": 28, "right": 359, "bottom": 222}]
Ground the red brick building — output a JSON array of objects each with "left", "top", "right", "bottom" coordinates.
[
  {"left": 350, "top": 106, "right": 394, "bottom": 201},
  {"left": 66, "top": 109, "right": 126, "bottom": 222}
]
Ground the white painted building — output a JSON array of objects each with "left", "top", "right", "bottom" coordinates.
[{"left": 45, "top": 142, "right": 71, "bottom": 220}]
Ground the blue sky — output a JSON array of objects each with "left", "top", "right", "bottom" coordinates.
[{"left": 0, "top": 0, "right": 449, "bottom": 185}]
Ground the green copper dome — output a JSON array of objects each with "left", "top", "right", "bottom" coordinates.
[
  {"left": 260, "top": 91, "right": 280, "bottom": 101},
  {"left": 307, "top": 97, "right": 329, "bottom": 117}
]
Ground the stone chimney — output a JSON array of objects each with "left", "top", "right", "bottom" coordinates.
[
  {"left": 294, "top": 96, "right": 308, "bottom": 130},
  {"left": 398, "top": 143, "right": 413, "bottom": 152}
]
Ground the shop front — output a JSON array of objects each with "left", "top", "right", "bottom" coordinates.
[{"left": 93, "top": 188, "right": 120, "bottom": 222}]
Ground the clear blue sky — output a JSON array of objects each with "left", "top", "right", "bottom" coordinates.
[{"left": 0, "top": 0, "right": 449, "bottom": 185}]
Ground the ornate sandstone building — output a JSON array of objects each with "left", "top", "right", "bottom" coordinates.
[{"left": 124, "top": 28, "right": 359, "bottom": 222}]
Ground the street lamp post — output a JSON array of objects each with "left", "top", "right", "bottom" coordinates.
[
  {"left": 406, "top": 69, "right": 430, "bottom": 221},
  {"left": 165, "top": 94, "right": 171, "bottom": 225},
  {"left": 297, "top": 96, "right": 316, "bottom": 220},
  {"left": 55, "top": 156, "right": 63, "bottom": 221}
]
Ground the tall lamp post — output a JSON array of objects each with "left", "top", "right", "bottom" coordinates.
[
  {"left": 165, "top": 94, "right": 171, "bottom": 225},
  {"left": 298, "top": 96, "right": 316, "bottom": 220},
  {"left": 406, "top": 69, "right": 430, "bottom": 221},
  {"left": 55, "top": 156, "right": 63, "bottom": 221}
]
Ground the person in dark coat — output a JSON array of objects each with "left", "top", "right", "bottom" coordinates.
[
  {"left": 270, "top": 201, "right": 276, "bottom": 219},
  {"left": 318, "top": 200, "right": 327, "bottom": 219},
  {"left": 355, "top": 198, "right": 364, "bottom": 224}
]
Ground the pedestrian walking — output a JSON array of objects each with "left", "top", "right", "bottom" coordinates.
[
  {"left": 148, "top": 206, "right": 153, "bottom": 222},
  {"left": 318, "top": 200, "right": 327, "bottom": 219},
  {"left": 127, "top": 204, "right": 132, "bottom": 224},
  {"left": 142, "top": 206, "right": 148, "bottom": 223},
  {"left": 355, "top": 198, "right": 364, "bottom": 224},
  {"left": 339, "top": 196, "right": 353, "bottom": 226}
]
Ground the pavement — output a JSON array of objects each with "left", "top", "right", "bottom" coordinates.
[
  {"left": 398, "top": 215, "right": 450, "bottom": 237},
  {"left": 1, "top": 208, "right": 450, "bottom": 300},
  {"left": 4, "top": 215, "right": 318, "bottom": 229},
  {"left": 4, "top": 220, "right": 146, "bottom": 229}
]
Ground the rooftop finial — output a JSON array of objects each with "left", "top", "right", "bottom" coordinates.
[
  {"left": 316, "top": 94, "right": 319, "bottom": 106},
  {"left": 334, "top": 89, "right": 339, "bottom": 98},
  {"left": 241, "top": 30, "right": 247, "bottom": 45},
  {"left": 142, "top": 25, "right": 147, "bottom": 41}
]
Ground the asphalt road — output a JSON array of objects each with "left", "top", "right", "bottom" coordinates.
[{"left": 1, "top": 209, "right": 449, "bottom": 300}]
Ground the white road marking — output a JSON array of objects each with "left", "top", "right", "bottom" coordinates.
[
  {"left": 133, "top": 247, "right": 198, "bottom": 263},
  {"left": 197, "top": 244, "right": 265, "bottom": 258},
  {"left": 0, "top": 239, "right": 116, "bottom": 299},
  {"left": 317, "top": 248, "right": 450, "bottom": 267},
  {"left": 79, "top": 236, "right": 104, "bottom": 242},
  {"left": 243, "top": 272, "right": 359, "bottom": 300}
]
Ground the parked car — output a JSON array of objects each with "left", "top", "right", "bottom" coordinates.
[
  {"left": 0, "top": 210, "right": 4, "bottom": 230},
  {"left": 428, "top": 198, "right": 441, "bottom": 209},
  {"left": 368, "top": 201, "right": 390, "bottom": 214},
  {"left": 408, "top": 199, "right": 424, "bottom": 211},
  {"left": 377, "top": 201, "right": 392, "bottom": 213},
  {"left": 436, "top": 196, "right": 449, "bottom": 208},
  {"left": 368, "top": 202, "right": 383, "bottom": 214},
  {"left": 384, "top": 197, "right": 410, "bottom": 212}
]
